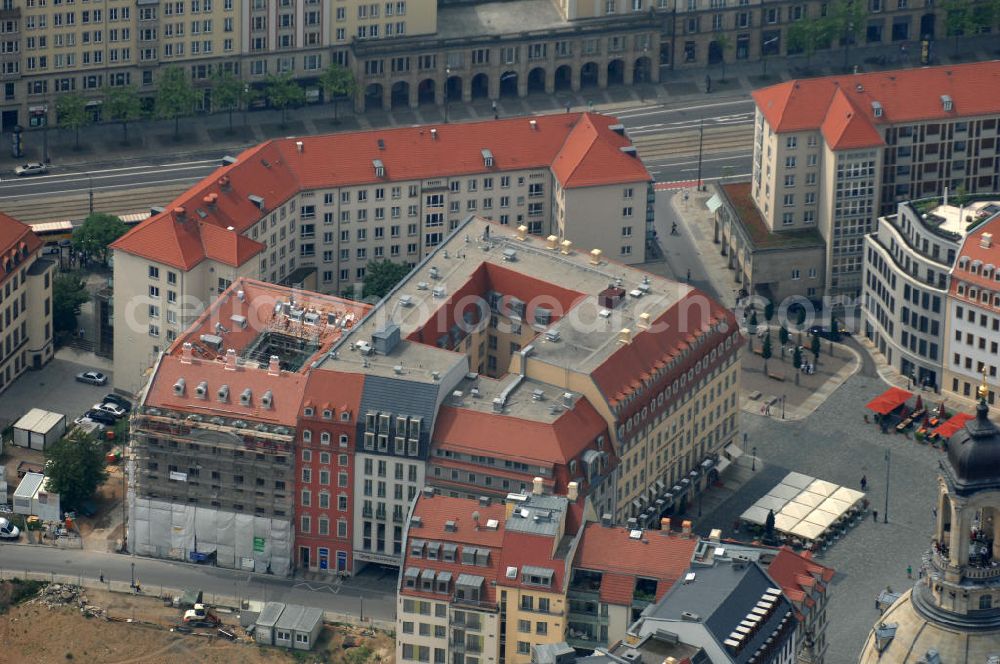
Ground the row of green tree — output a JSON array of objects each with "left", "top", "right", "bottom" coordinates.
[{"left": 55, "top": 62, "right": 357, "bottom": 146}]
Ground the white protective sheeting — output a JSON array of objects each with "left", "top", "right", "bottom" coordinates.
[{"left": 129, "top": 496, "right": 291, "bottom": 576}]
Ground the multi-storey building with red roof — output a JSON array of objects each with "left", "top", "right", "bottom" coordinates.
[
  {"left": 297, "top": 369, "right": 366, "bottom": 574},
  {"left": 716, "top": 61, "right": 1000, "bottom": 300},
  {"left": 109, "top": 113, "right": 652, "bottom": 395},
  {"left": 128, "top": 277, "right": 370, "bottom": 575},
  {"left": 566, "top": 520, "right": 699, "bottom": 649},
  {"left": 0, "top": 212, "right": 54, "bottom": 394},
  {"left": 943, "top": 208, "right": 1000, "bottom": 405},
  {"left": 766, "top": 547, "right": 834, "bottom": 664}
]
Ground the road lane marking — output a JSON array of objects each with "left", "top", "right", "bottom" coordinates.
[{"left": 0, "top": 175, "right": 203, "bottom": 199}]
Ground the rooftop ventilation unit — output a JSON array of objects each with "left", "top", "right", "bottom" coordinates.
[
  {"left": 429, "top": 266, "right": 440, "bottom": 279},
  {"left": 430, "top": 128, "right": 438, "bottom": 139},
  {"left": 173, "top": 378, "right": 186, "bottom": 396},
  {"left": 355, "top": 340, "right": 373, "bottom": 355},
  {"left": 452, "top": 390, "right": 464, "bottom": 400},
  {"left": 399, "top": 294, "right": 414, "bottom": 307},
  {"left": 531, "top": 389, "right": 545, "bottom": 401},
  {"left": 529, "top": 119, "right": 538, "bottom": 130},
  {"left": 470, "top": 388, "right": 481, "bottom": 398},
  {"left": 544, "top": 330, "right": 560, "bottom": 342},
  {"left": 373, "top": 323, "right": 401, "bottom": 355},
  {"left": 240, "top": 388, "right": 252, "bottom": 406},
  {"left": 261, "top": 389, "right": 273, "bottom": 409},
  {"left": 416, "top": 281, "right": 429, "bottom": 290},
  {"left": 248, "top": 194, "right": 265, "bottom": 210},
  {"left": 562, "top": 392, "right": 574, "bottom": 406},
  {"left": 195, "top": 381, "right": 208, "bottom": 399},
  {"left": 982, "top": 233, "right": 993, "bottom": 249},
  {"left": 492, "top": 397, "right": 504, "bottom": 413},
  {"left": 432, "top": 286, "right": 446, "bottom": 298},
  {"left": 502, "top": 248, "right": 517, "bottom": 262},
  {"left": 394, "top": 365, "right": 404, "bottom": 375},
  {"left": 684, "top": 572, "right": 696, "bottom": 583},
  {"left": 680, "top": 611, "right": 700, "bottom": 622}
]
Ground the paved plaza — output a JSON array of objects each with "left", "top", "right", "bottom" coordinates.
[{"left": 691, "top": 372, "right": 945, "bottom": 662}]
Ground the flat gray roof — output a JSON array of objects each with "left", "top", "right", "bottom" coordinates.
[
  {"left": 256, "top": 601, "right": 285, "bottom": 628},
  {"left": 274, "top": 604, "right": 306, "bottom": 631},
  {"left": 437, "top": 0, "right": 568, "bottom": 40},
  {"left": 506, "top": 493, "right": 568, "bottom": 536}
]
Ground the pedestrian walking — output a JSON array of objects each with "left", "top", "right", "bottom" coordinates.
[
  {"left": 907, "top": 564, "right": 912, "bottom": 579},
  {"left": 686, "top": 268, "right": 691, "bottom": 283},
  {"left": 873, "top": 510, "right": 879, "bottom": 522},
  {"left": 861, "top": 475, "right": 868, "bottom": 491}
]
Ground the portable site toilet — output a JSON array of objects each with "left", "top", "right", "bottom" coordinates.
[
  {"left": 13, "top": 409, "right": 66, "bottom": 451},
  {"left": 274, "top": 604, "right": 305, "bottom": 649},
  {"left": 291, "top": 607, "right": 323, "bottom": 651},
  {"left": 254, "top": 602, "right": 285, "bottom": 645}
]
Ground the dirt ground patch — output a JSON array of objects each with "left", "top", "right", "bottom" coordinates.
[{"left": 0, "top": 582, "right": 394, "bottom": 664}]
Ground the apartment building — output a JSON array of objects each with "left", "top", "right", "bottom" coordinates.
[
  {"left": 566, "top": 520, "right": 698, "bottom": 649},
  {"left": 751, "top": 61, "right": 1000, "bottom": 296},
  {"left": 296, "top": 369, "right": 365, "bottom": 574},
  {"left": 861, "top": 199, "right": 988, "bottom": 392},
  {"left": 127, "top": 278, "right": 370, "bottom": 574},
  {"left": 942, "top": 208, "right": 1000, "bottom": 405},
  {"left": 318, "top": 215, "right": 742, "bottom": 528},
  {"left": 110, "top": 112, "right": 652, "bottom": 395},
  {"left": 397, "top": 487, "right": 583, "bottom": 664},
  {"left": 0, "top": 211, "right": 53, "bottom": 394},
  {"left": 427, "top": 382, "right": 617, "bottom": 516}
]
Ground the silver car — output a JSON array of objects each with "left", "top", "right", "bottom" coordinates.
[
  {"left": 0, "top": 517, "right": 20, "bottom": 540},
  {"left": 14, "top": 162, "right": 48, "bottom": 177}
]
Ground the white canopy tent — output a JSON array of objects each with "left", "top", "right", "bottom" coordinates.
[{"left": 739, "top": 472, "right": 867, "bottom": 543}]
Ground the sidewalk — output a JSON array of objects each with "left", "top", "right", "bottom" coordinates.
[{"left": 8, "top": 38, "right": 997, "bottom": 170}]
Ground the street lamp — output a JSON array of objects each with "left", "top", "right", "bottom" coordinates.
[
  {"left": 883, "top": 448, "right": 890, "bottom": 523},
  {"left": 444, "top": 67, "right": 451, "bottom": 124},
  {"left": 130, "top": 562, "right": 135, "bottom": 589},
  {"left": 695, "top": 118, "right": 705, "bottom": 192},
  {"left": 761, "top": 36, "right": 779, "bottom": 77},
  {"left": 751, "top": 446, "right": 757, "bottom": 471},
  {"left": 781, "top": 394, "right": 786, "bottom": 420}
]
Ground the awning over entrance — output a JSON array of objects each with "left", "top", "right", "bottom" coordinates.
[
  {"left": 724, "top": 443, "right": 744, "bottom": 459},
  {"left": 932, "top": 412, "right": 974, "bottom": 439},
  {"left": 865, "top": 387, "right": 913, "bottom": 415}
]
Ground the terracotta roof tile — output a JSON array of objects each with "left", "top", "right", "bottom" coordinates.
[
  {"left": 767, "top": 547, "right": 835, "bottom": 603},
  {"left": 0, "top": 212, "right": 43, "bottom": 282},
  {"left": 820, "top": 88, "right": 885, "bottom": 150},
  {"left": 753, "top": 61, "right": 1000, "bottom": 146},
  {"left": 497, "top": 531, "right": 565, "bottom": 592},
  {"left": 599, "top": 572, "right": 636, "bottom": 605},
  {"left": 951, "top": 212, "right": 1000, "bottom": 294},
  {"left": 112, "top": 114, "right": 650, "bottom": 269}
]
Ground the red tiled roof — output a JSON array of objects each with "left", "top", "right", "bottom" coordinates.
[
  {"left": 496, "top": 531, "right": 566, "bottom": 592},
  {"left": 432, "top": 396, "right": 608, "bottom": 467},
  {"left": 144, "top": 354, "right": 307, "bottom": 426},
  {"left": 111, "top": 113, "right": 650, "bottom": 270},
  {"left": 599, "top": 572, "right": 635, "bottom": 605},
  {"left": 767, "top": 547, "right": 835, "bottom": 607},
  {"left": 302, "top": 370, "right": 365, "bottom": 422},
  {"left": 590, "top": 290, "right": 738, "bottom": 406},
  {"left": 574, "top": 524, "right": 698, "bottom": 606},
  {"left": 951, "top": 212, "right": 1000, "bottom": 294},
  {"left": 0, "top": 212, "right": 42, "bottom": 283},
  {"left": 753, "top": 61, "right": 1000, "bottom": 148},
  {"left": 819, "top": 88, "right": 885, "bottom": 150}
]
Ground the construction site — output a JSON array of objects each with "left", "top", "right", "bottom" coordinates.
[{"left": 127, "top": 279, "right": 370, "bottom": 576}]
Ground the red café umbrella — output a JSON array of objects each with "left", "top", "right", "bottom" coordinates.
[{"left": 937, "top": 402, "right": 947, "bottom": 418}]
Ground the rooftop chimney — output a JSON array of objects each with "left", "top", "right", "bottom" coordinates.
[
  {"left": 181, "top": 342, "right": 194, "bottom": 364},
  {"left": 532, "top": 476, "right": 544, "bottom": 495},
  {"left": 567, "top": 481, "right": 579, "bottom": 502},
  {"left": 618, "top": 328, "right": 632, "bottom": 344},
  {"left": 682, "top": 520, "right": 692, "bottom": 537},
  {"left": 296, "top": 140, "right": 304, "bottom": 153},
  {"left": 516, "top": 224, "right": 528, "bottom": 241},
  {"left": 546, "top": 235, "right": 559, "bottom": 250},
  {"left": 709, "top": 528, "right": 722, "bottom": 543},
  {"left": 529, "top": 119, "right": 538, "bottom": 130},
  {"left": 224, "top": 348, "right": 238, "bottom": 371},
  {"left": 430, "top": 128, "right": 438, "bottom": 140},
  {"left": 661, "top": 517, "right": 671, "bottom": 532},
  {"left": 559, "top": 239, "right": 573, "bottom": 255},
  {"left": 268, "top": 355, "right": 281, "bottom": 376}
]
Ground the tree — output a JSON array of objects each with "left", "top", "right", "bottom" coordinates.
[
  {"left": 764, "top": 301, "right": 775, "bottom": 322},
  {"left": 712, "top": 33, "right": 732, "bottom": 81},
  {"left": 212, "top": 68, "right": 248, "bottom": 133},
  {"left": 829, "top": 314, "right": 842, "bottom": 342},
  {"left": 55, "top": 92, "right": 90, "bottom": 150},
  {"left": 793, "top": 345, "right": 803, "bottom": 370},
  {"left": 44, "top": 431, "right": 108, "bottom": 511},
  {"left": 104, "top": 85, "right": 143, "bottom": 144},
  {"left": 362, "top": 259, "right": 412, "bottom": 300},
  {"left": 944, "top": 0, "right": 977, "bottom": 56},
  {"left": 319, "top": 62, "right": 358, "bottom": 121},
  {"left": 810, "top": 333, "right": 822, "bottom": 362},
  {"left": 786, "top": 20, "right": 830, "bottom": 69},
  {"left": 765, "top": 509, "right": 776, "bottom": 538},
  {"left": 825, "top": 0, "right": 867, "bottom": 70},
  {"left": 761, "top": 332, "right": 772, "bottom": 373},
  {"left": 748, "top": 309, "right": 759, "bottom": 331},
  {"left": 779, "top": 325, "right": 790, "bottom": 356},
  {"left": 72, "top": 212, "right": 128, "bottom": 267},
  {"left": 53, "top": 273, "right": 90, "bottom": 337},
  {"left": 264, "top": 73, "right": 306, "bottom": 126},
  {"left": 155, "top": 66, "right": 198, "bottom": 140},
  {"left": 795, "top": 306, "right": 807, "bottom": 342}
]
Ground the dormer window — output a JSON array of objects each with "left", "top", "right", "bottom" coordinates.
[
  {"left": 304, "top": 407, "right": 314, "bottom": 416},
  {"left": 322, "top": 409, "right": 333, "bottom": 419},
  {"left": 373, "top": 159, "right": 385, "bottom": 178},
  {"left": 941, "top": 95, "right": 953, "bottom": 112},
  {"left": 341, "top": 411, "right": 351, "bottom": 422}
]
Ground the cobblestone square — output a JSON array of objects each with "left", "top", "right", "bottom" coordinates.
[{"left": 696, "top": 373, "right": 947, "bottom": 662}]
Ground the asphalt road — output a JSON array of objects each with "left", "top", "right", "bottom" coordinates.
[
  {"left": 649, "top": 189, "right": 721, "bottom": 303},
  {"left": 0, "top": 158, "right": 224, "bottom": 203},
  {"left": 0, "top": 542, "right": 398, "bottom": 622}
]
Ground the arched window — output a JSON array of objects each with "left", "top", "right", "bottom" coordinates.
[
  {"left": 339, "top": 434, "right": 349, "bottom": 447},
  {"left": 302, "top": 429, "right": 312, "bottom": 443},
  {"left": 979, "top": 595, "right": 993, "bottom": 610}
]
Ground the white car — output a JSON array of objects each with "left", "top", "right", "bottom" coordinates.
[
  {"left": 14, "top": 162, "right": 48, "bottom": 177},
  {"left": 0, "top": 517, "right": 20, "bottom": 540},
  {"left": 92, "top": 402, "right": 127, "bottom": 418},
  {"left": 76, "top": 371, "right": 108, "bottom": 385}
]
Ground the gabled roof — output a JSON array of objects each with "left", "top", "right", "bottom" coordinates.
[
  {"left": 432, "top": 396, "right": 608, "bottom": 466},
  {"left": 819, "top": 88, "right": 885, "bottom": 150},
  {"left": 766, "top": 546, "right": 834, "bottom": 609},
  {"left": 496, "top": 530, "right": 567, "bottom": 593},
  {"left": 951, "top": 210, "right": 1000, "bottom": 293},
  {"left": 0, "top": 212, "right": 42, "bottom": 282},
  {"left": 111, "top": 113, "right": 650, "bottom": 270},
  {"left": 753, "top": 61, "right": 1000, "bottom": 148}
]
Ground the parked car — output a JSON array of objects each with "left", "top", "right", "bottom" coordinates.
[
  {"left": 102, "top": 394, "right": 132, "bottom": 412},
  {"left": 808, "top": 324, "right": 851, "bottom": 341},
  {"left": 84, "top": 409, "right": 117, "bottom": 426},
  {"left": 92, "top": 402, "right": 127, "bottom": 418},
  {"left": 73, "top": 415, "right": 106, "bottom": 430},
  {"left": 0, "top": 517, "right": 20, "bottom": 540},
  {"left": 15, "top": 162, "right": 48, "bottom": 177},
  {"left": 75, "top": 371, "right": 108, "bottom": 385}
]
